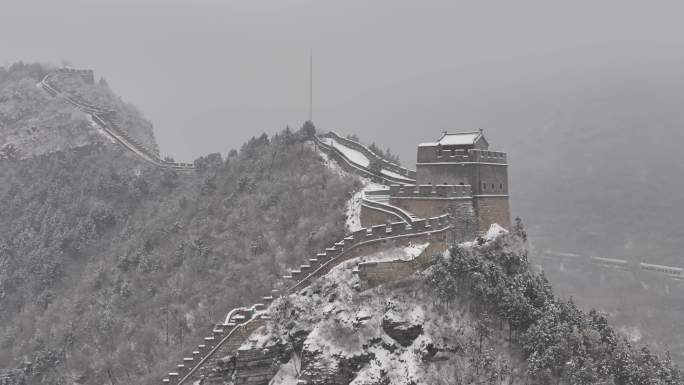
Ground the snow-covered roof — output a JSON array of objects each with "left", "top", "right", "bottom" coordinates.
[
  {"left": 436, "top": 131, "right": 482, "bottom": 146},
  {"left": 418, "top": 131, "right": 485, "bottom": 147}
]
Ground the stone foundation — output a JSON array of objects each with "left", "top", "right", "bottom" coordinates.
[{"left": 474, "top": 196, "right": 510, "bottom": 231}]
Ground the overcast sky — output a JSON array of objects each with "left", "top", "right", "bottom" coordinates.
[{"left": 2, "top": 0, "right": 684, "bottom": 162}]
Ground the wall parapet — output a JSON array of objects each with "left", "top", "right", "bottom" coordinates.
[
  {"left": 320, "top": 131, "right": 417, "bottom": 179},
  {"left": 418, "top": 146, "right": 507, "bottom": 164},
  {"left": 315, "top": 136, "right": 412, "bottom": 185},
  {"left": 389, "top": 184, "right": 472, "bottom": 198}
]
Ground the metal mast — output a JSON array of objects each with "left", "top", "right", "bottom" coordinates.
[{"left": 309, "top": 55, "right": 313, "bottom": 122}]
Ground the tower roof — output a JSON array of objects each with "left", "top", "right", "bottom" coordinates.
[{"left": 418, "top": 130, "right": 487, "bottom": 147}]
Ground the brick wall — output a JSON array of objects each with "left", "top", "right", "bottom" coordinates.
[
  {"left": 360, "top": 204, "right": 404, "bottom": 227},
  {"left": 473, "top": 196, "right": 510, "bottom": 231},
  {"left": 357, "top": 239, "right": 449, "bottom": 290},
  {"left": 389, "top": 197, "right": 472, "bottom": 219}
]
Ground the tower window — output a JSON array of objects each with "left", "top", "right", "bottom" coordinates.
[
  {"left": 500, "top": 183, "right": 503, "bottom": 190},
  {"left": 482, "top": 182, "right": 486, "bottom": 190},
  {"left": 437, "top": 149, "right": 442, "bottom": 157},
  {"left": 492, "top": 183, "right": 495, "bottom": 189}
]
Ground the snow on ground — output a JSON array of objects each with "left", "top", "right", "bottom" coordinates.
[
  {"left": 345, "top": 189, "right": 365, "bottom": 232},
  {"left": 461, "top": 223, "right": 509, "bottom": 248},
  {"left": 312, "top": 142, "right": 347, "bottom": 178},
  {"left": 485, "top": 223, "right": 508, "bottom": 239},
  {"left": 321, "top": 136, "right": 414, "bottom": 182},
  {"left": 266, "top": 232, "right": 524, "bottom": 385},
  {"left": 314, "top": 139, "right": 389, "bottom": 232}
]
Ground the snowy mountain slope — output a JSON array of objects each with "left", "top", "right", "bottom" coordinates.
[{"left": 235, "top": 239, "right": 530, "bottom": 385}]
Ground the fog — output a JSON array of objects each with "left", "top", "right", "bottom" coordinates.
[
  {"left": 1, "top": 0, "right": 682, "bottom": 159},
  {"left": 3, "top": 0, "right": 684, "bottom": 255}
]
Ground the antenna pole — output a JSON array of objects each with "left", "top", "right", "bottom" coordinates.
[{"left": 309, "top": 55, "right": 313, "bottom": 122}]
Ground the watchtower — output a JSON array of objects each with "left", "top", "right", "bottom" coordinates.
[{"left": 415, "top": 130, "right": 510, "bottom": 231}]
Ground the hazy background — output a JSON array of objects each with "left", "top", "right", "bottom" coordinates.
[
  {"left": 1, "top": 0, "right": 681, "bottom": 158},
  {"left": 2, "top": 0, "right": 684, "bottom": 259}
]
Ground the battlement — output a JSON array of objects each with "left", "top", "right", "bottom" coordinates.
[
  {"left": 469, "top": 149, "right": 507, "bottom": 164},
  {"left": 417, "top": 145, "right": 507, "bottom": 164},
  {"left": 388, "top": 184, "right": 472, "bottom": 198}
]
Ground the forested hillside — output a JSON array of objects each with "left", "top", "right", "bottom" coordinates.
[
  {"left": 48, "top": 68, "right": 157, "bottom": 151},
  {"left": 0, "top": 127, "right": 358, "bottom": 385}
]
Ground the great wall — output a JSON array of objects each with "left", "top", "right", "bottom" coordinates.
[
  {"left": 156, "top": 128, "right": 513, "bottom": 384},
  {"left": 38, "top": 68, "right": 195, "bottom": 170},
  {"left": 37, "top": 68, "right": 684, "bottom": 384}
]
